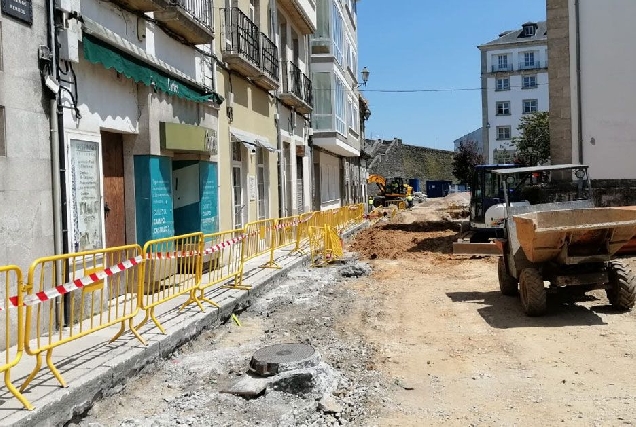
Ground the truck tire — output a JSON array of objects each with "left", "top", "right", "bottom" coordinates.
[
  {"left": 519, "top": 268, "right": 546, "bottom": 316},
  {"left": 498, "top": 257, "right": 518, "bottom": 296},
  {"left": 606, "top": 262, "right": 636, "bottom": 310}
]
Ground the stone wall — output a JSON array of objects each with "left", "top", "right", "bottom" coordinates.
[{"left": 367, "top": 138, "right": 455, "bottom": 195}]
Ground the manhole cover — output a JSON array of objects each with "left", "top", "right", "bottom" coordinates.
[{"left": 249, "top": 343, "right": 319, "bottom": 376}]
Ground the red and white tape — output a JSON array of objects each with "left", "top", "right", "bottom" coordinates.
[{"left": 2, "top": 255, "right": 144, "bottom": 310}]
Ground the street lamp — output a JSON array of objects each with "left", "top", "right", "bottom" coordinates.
[{"left": 360, "top": 67, "right": 370, "bottom": 86}]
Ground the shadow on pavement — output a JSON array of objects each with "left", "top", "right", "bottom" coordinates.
[{"left": 446, "top": 290, "right": 609, "bottom": 328}]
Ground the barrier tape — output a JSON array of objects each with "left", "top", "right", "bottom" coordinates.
[
  {"left": 0, "top": 255, "right": 145, "bottom": 311},
  {"left": 1, "top": 213, "right": 325, "bottom": 310}
]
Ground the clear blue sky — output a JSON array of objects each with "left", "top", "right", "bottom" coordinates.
[{"left": 357, "top": 0, "right": 546, "bottom": 151}]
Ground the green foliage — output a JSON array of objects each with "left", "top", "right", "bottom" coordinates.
[
  {"left": 512, "top": 112, "right": 550, "bottom": 165},
  {"left": 452, "top": 140, "right": 484, "bottom": 185}
]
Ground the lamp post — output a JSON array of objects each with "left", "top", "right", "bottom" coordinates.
[{"left": 359, "top": 67, "right": 370, "bottom": 87}]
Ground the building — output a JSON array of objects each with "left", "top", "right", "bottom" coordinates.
[
  {"left": 478, "top": 21, "right": 549, "bottom": 164},
  {"left": 0, "top": 0, "right": 53, "bottom": 273},
  {"left": 548, "top": 0, "right": 636, "bottom": 205},
  {"left": 275, "top": 0, "right": 316, "bottom": 216},
  {"left": 310, "top": 0, "right": 363, "bottom": 210},
  {"left": 453, "top": 128, "right": 484, "bottom": 153}
]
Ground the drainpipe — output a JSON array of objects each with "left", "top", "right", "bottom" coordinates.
[
  {"left": 47, "top": 0, "right": 71, "bottom": 326},
  {"left": 276, "top": 101, "right": 285, "bottom": 217},
  {"left": 575, "top": 0, "right": 583, "bottom": 164}
]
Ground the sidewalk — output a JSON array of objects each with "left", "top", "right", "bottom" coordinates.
[{"left": 0, "top": 222, "right": 367, "bottom": 427}]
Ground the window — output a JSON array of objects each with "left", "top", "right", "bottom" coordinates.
[
  {"left": 334, "top": 75, "right": 346, "bottom": 135},
  {"left": 496, "top": 101, "right": 510, "bottom": 116},
  {"left": 497, "top": 54, "right": 509, "bottom": 71},
  {"left": 331, "top": 1, "right": 344, "bottom": 65},
  {"left": 496, "top": 126, "right": 511, "bottom": 140},
  {"left": 523, "top": 99, "right": 538, "bottom": 114},
  {"left": 522, "top": 75, "right": 537, "bottom": 89},
  {"left": 494, "top": 149, "right": 516, "bottom": 164},
  {"left": 524, "top": 52, "right": 535, "bottom": 67},
  {"left": 496, "top": 78, "right": 510, "bottom": 91},
  {"left": 232, "top": 141, "right": 242, "bottom": 162},
  {"left": 312, "top": 72, "right": 333, "bottom": 130},
  {"left": 257, "top": 149, "right": 267, "bottom": 220},
  {"left": 524, "top": 25, "right": 535, "bottom": 37},
  {"left": 249, "top": 0, "right": 256, "bottom": 21},
  {"left": 232, "top": 166, "right": 243, "bottom": 228}
]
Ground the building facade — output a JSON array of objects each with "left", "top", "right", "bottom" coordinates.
[
  {"left": 548, "top": 0, "right": 636, "bottom": 205},
  {"left": 276, "top": 0, "right": 316, "bottom": 216},
  {"left": 478, "top": 22, "right": 549, "bottom": 164},
  {"left": 310, "top": 0, "right": 362, "bottom": 210},
  {"left": 453, "top": 127, "right": 484, "bottom": 154},
  {"left": 0, "top": 0, "right": 53, "bottom": 301}
]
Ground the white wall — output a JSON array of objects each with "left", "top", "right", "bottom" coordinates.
[{"left": 572, "top": 0, "right": 636, "bottom": 179}]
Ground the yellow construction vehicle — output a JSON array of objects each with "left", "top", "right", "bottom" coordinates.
[{"left": 367, "top": 174, "right": 413, "bottom": 209}]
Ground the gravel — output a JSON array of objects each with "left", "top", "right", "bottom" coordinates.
[{"left": 76, "top": 259, "right": 394, "bottom": 427}]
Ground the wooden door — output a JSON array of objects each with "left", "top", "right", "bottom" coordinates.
[{"left": 100, "top": 131, "right": 126, "bottom": 248}]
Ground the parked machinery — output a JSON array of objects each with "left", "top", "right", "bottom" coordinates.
[{"left": 367, "top": 174, "right": 413, "bottom": 209}]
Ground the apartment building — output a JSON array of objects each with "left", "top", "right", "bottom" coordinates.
[
  {"left": 548, "top": 0, "right": 636, "bottom": 204},
  {"left": 478, "top": 21, "right": 549, "bottom": 164},
  {"left": 311, "top": 0, "right": 363, "bottom": 210},
  {"left": 276, "top": 0, "right": 316, "bottom": 216}
]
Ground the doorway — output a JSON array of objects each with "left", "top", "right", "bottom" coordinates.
[{"left": 100, "top": 131, "right": 126, "bottom": 248}]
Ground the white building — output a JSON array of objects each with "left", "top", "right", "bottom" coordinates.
[
  {"left": 478, "top": 21, "right": 549, "bottom": 164},
  {"left": 453, "top": 127, "right": 484, "bottom": 153},
  {"left": 310, "top": 0, "right": 363, "bottom": 210}
]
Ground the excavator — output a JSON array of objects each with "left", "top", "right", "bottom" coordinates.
[{"left": 367, "top": 174, "right": 413, "bottom": 209}]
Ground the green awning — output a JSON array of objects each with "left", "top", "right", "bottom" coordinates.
[{"left": 82, "top": 34, "right": 224, "bottom": 105}]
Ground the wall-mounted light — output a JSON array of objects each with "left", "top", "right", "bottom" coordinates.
[{"left": 357, "top": 67, "right": 370, "bottom": 87}]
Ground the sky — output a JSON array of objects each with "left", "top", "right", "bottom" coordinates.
[{"left": 357, "top": 0, "right": 546, "bottom": 151}]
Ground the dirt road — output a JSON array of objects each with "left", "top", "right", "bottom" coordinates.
[{"left": 78, "top": 197, "right": 636, "bottom": 427}]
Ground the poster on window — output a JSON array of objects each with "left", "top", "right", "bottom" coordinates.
[
  {"left": 248, "top": 175, "right": 257, "bottom": 201},
  {"left": 70, "top": 139, "right": 103, "bottom": 252}
]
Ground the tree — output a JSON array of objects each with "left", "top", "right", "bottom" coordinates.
[
  {"left": 452, "top": 140, "right": 484, "bottom": 185},
  {"left": 512, "top": 112, "right": 550, "bottom": 165}
]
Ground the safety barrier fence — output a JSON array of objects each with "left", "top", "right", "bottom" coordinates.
[{"left": 0, "top": 203, "right": 365, "bottom": 410}]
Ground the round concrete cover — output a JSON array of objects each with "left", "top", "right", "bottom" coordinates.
[{"left": 249, "top": 343, "right": 319, "bottom": 376}]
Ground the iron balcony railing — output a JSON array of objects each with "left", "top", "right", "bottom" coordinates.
[
  {"left": 261, "top": 33, "right": 279, "bottom": 82},
  {"left": 223, "top": 7, "right": 260, "bottom": 67},
  {"left": 518, "top": 61, "right": 546, "bottom": 70},
  {"left": 283, "top": 61, "right": 313, "bottom": 107},
  {"left": 174, "top": 0, "right": 212, "bottom": 28},
  {"left": 491, "top": 64, "right": 514, "bottom": 73},
  {"left": 302, "top": 72, "right": 312, "bottom": 106}
]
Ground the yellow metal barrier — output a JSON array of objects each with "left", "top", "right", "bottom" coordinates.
[
  {"left": 193, "top": 228, "right": 248, "bottom": 305},
  {"left": 243, "top": 218, "right": 276, "bottom": 262},
  {"left": 0, "top": 266, "right": 32, "bottom": 410},
  {"left": 21, "top": 245, "right": 144, "bottom": 392},
  {"left": 137, "top": 232, "right": 203, "bottom": 334}
]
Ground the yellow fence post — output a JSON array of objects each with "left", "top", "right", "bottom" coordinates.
[
  {"left": 0, "top": 266, "right": 33, "bottom": 410},
  {"left": 261, "top": 219, "right": 281, "bottom": 269}
]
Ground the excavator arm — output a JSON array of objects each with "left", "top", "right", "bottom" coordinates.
[{"left": 367, "top": 174, "right": 387, "bottom": 194}]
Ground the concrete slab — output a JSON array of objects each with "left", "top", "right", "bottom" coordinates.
[{"left": 0, "top": 222, "right": 367, "bottom": 426}]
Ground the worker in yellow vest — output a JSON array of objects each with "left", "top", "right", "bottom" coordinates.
[{"left": 406, "top": 194, "right": 414, "bottom": 208}]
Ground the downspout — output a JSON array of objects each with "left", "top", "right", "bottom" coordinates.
[
  {"left": 575, "top": 0, "right": 583, "bottom": 164},
  {"left": 276, "top": 101, "right": 285, "bottom": 217}
]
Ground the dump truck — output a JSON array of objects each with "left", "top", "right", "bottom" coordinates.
[
  {"left": 367, "top": 174, "right": 413, "bottom": 209},
  {"left": 492, "top": 164, "right": 636, "bottom": 316}
]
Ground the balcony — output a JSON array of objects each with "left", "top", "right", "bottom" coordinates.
[
  {"left": 277, "top": 0, "right": 317, "bottom": 35},
  {"left": 154, "top": 0, "right": 214, "bottom": 44},
  {"left": 258, "top": 33, "right": 280, "bottom": 90},
  {"left": 280, "top": 61, "right": 313, "bottom": 114},
  {"left": 222, "top": 7, "right": 279, "bottom": 90},
  {"left": 518, "top": 60, "right": 548, "bottom": 71},
  {"left": 491, "top": 64, "right": 514, "bottom": 73}
]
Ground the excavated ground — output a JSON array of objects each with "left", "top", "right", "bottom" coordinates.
[{"left": 77, "top": 194, "right": 636, "bottom": 427}]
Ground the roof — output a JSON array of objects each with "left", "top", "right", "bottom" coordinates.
[
  {"left": 479, "top": 21, "right": 547, "bottom": 48},
  {"left": 491, "top": 164, "right": 589, "bottom": 175}
]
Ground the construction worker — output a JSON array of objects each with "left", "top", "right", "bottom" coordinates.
[
  {"left": 368, "top": 196, "right": 375, "bottom": 213},
  {"left": 406, "top": 194, "right": 414, "bottom": 208}
]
